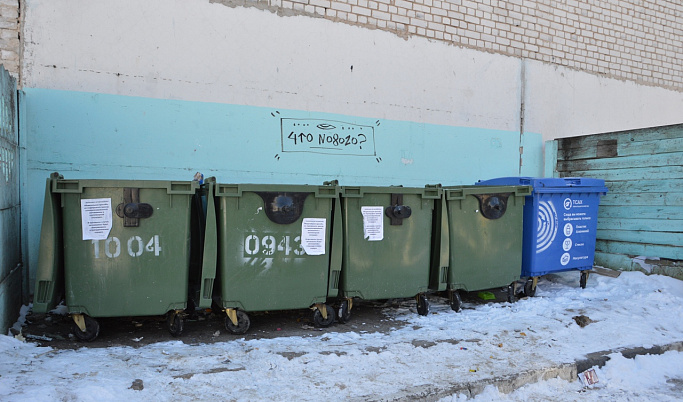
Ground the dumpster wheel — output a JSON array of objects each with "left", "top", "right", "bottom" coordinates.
[
  {"left": 313, "top": 304, "right": 335, "bottom": 328},
  {"left": 524, "top": 277, "right": 538, "bottom": 298},
  {"left": 507, "top": 283, "right": 516, "bottom": 303},
  {"left": 71, "top": 314, "right": 100, "bottom": 342},
  {"left": 167, "top": 310, "right": 184, "bottom": 337},
  {"left": 337, "top": 299, "right": 352, "bottom": 324},
  {"left": 416, "top": 294, "right": 430, "bottom": 316},
  {"left": 449, "top": 291, "right": 462, "bottom": 313},
  {"left": 580, "top": 271, "right": 589, "bottom": 289},
  {"left": 225, "top": 309, "right": 251, "bottom": 335}
]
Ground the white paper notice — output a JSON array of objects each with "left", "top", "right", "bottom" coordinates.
[
  {"left": 301, "top": 218, "right": 326, "bottom": 256},
  {"left": 362, "top": 206, "right": 384, "bottom": 241},
  {"left": 81, "top": 198, "right": 113, "bottom": 240}
]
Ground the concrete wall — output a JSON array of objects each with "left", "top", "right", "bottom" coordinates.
[
  {"left": 21, "top": 1, "right": 683, "bottom": 140},
  {"left": 523, "top": 60, "right": 683, "bottom": 141},
  {"left": 14, "top": 0, "right": 683, "bottom": 291},
  {"left": 22, "top": 1, "right": 525, "bottom": 132},
  {"left": 211, "top": 0, "right": 683, "bottom": 91},
  {"left": 20, "top": 89, "right": 543, "bottom": 289}
]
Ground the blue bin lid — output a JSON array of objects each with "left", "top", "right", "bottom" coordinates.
[{"left": 476, "top": 177, "right": 608, "bottom": 194}]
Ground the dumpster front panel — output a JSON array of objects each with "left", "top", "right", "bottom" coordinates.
[
  {"left": 61, "top": 183, "right": 194, "bottom": 317},
  {"left": 217, "top": 187, "right": 334, "bottom": 312},
  {"left": 445, "top": 186, "right": 528, "bottom": 292},
  {"left": 523, "top": 190, "right": 605, "bottom": 277},
  {"left": 340, "top": 189, "right": 435, "bottom": 300}
]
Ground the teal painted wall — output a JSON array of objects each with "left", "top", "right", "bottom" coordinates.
[{"left": 21, "top": 88, "right": 543, "bottom": 288}]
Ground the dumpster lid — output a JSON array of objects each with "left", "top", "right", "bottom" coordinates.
[{"left": 476, "top": 177, "right": 607, "bottom": 194}]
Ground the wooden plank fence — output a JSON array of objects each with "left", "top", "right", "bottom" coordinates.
[{"left": 548, "top": 124, "right": 683, "bottom": 279}]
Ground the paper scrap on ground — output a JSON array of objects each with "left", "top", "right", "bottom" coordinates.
[
  {"left": 362, "top": 206, "right": 384, "bottom": 241},
  {"left": 578, "top": 368, "right": 599, "bottom": 386},
  {"left": 81, "top": 198, "right": 113, "bottom": 240},
  {"left": 301, "top": 218, "right": 326, "bottom": 255}
]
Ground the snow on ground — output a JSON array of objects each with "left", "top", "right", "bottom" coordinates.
[
  {"left": 443, "top": 350, "right": 683, "bottom": 401},
  {"left": 2, "top": 270, "right": 683, "bottom": 401}
]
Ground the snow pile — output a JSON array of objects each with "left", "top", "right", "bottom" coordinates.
[
  {"left": 447, "top": 351, "right": 683, "bottom": 401},
  {"left": 8, "top": 304, "right": 31, "bottom": 336},
  {"left": 1, "top": 270, "right": 683, "bottom": 401}
]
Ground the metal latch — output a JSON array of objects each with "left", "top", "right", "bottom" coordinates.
[
  {"left": 385, "top": 193, "right": 412, "bottom": 225},
  {"left": 116, "top": 188, "right": 153, "bottom": 227}
]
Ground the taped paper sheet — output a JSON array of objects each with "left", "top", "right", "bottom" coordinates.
[
  {"left": 301, "top": 218, "right": 326, "bottom": 255},
  {"left": 81, "top": 198, "right": 113, "bottom": 240},
  {"left": 362, "top": 206, "right": 384, "bottom": 241}
]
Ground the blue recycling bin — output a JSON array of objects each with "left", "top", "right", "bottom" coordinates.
[{"left": 476, "top": 177, "right": 607, "bottom": 292}]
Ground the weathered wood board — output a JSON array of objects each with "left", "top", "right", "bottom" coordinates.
[{"left": 550, "top": 123, "right": 683, "bottom": 279}]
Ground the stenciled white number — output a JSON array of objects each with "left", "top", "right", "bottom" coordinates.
[
  {"left": 92, "top": 235, "right": 162, "bottom": 258},
  {"left": 244, "top": 234, "right": 306, "bottom": 256},
  {"left": 104, "top": 237, "right": 120, "bottom": 258}
]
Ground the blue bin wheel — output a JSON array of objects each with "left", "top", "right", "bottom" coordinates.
[
  {"left": 449, "top": 291, "right": 462, "bottom": 313},
  {"left": 416, "top": 294, "right": 430, "bottom": 316},
  {"left": 72, "top": 315, "right": 100, "bottom": 342},
  {"left": 580, "top": 271, "right": 589, "bottom": 289},
  {"left": 225, "top": 310, "right": 251, "bottom": 334},
  {"left": 313, "top": 304, "right": 335, "bottom": 327},
  {"left": 167, "top": 311, "right": 184, "bottom": 337}
]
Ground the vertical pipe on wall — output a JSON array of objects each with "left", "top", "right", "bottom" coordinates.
[
  {"left": 518, "top": 59, "right": 526, "bottom": 175},
  {"left": 18, "top": 90, "right": 29, "bottom": 302}
]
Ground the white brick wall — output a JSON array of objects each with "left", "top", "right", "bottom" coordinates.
[
  {"left": 213, "top": 0, "right": 683, "bottom": 91},
  {"left": 0, "top": 0, "right": 19, "bottom": 77},
  {"left": 0, "top": 0, "right": 21, "bottom": 77},
  {"left": 6, "top": 0, "right": 681, "bottom": 90}
]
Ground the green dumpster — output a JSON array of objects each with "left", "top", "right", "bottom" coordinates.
[
  {"left": 443, "top": 185, "right": 531, "bottom": 311},
  {"left": 32, "top": 173, "right": 215, "bottom": 341},
  {"left": 337, "top": 185, "right": 447, "bottom": 321},
  {"left": 214, "top": 181, "right": 342, "bottom": 334}
]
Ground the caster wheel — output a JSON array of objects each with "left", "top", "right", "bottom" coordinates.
[
  {"left": 449, "top": 291, "right": 462, "bottom": 313},
  {"left": 313, "top": 304, "right": 335, "bottom": 327},
  {"left": 416, "top": 294, "right": 430, "bottom": 316},
  {"left": 72, "top": 315, "right": 100, "bottom": 342},
  {"left": 167, "top": 312, "right": 184, "bottom": 337},
  {"left": 225, "top": 310, "right": 251, "bottom": 334},
  {"left": 337, "top": 300, "right": 352, "bottom": 324},
  {"left": 580, "top": 271, "right": 589, "bottom": 289},
  {"left": 524, "top": 278, "right": 537, "bottom": 298}
]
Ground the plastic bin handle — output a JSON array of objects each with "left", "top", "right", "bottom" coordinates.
[
  {"left": 516, "top": 186, "right": 533, "bottom": 196},
  {"left": 421, "top": 184, "right": 442, "bottom": 199},
  {"left": 314, "top": 185, "right": 339, "bottom": 198},
  {"left": 52, "top": 179, "right": 84, "bottom": 194},
  {"left": 564, "top": 178, "right": 582, "bottom": 186},
  {"left": 341, "top": 186, "right": 364, "bottom": 198},
  {"left": 166, "top": 181, "right": 198, "bottom": 195},
  {"left": 445, "top": 189, "right": 465, "bottom": 200},
  {"left": 215, "top": 184, "right": 242, "bottom": 197}
]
